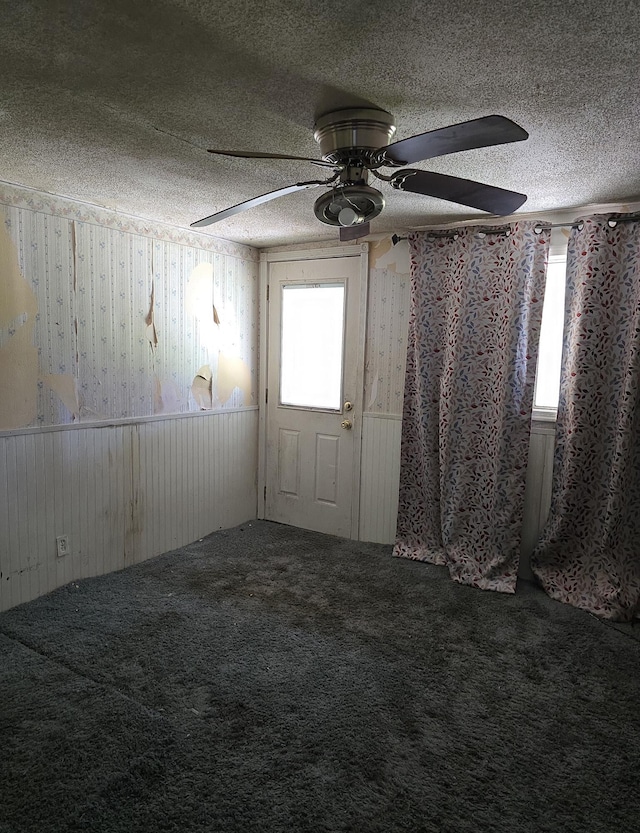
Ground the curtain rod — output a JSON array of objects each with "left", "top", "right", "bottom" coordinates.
[{"left": 392, "top": 213, "right": 640, "bottom": 244}]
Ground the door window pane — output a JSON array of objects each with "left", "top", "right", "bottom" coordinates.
[{"left": 280, "top": 283, "right": 345, "bottom": 409}]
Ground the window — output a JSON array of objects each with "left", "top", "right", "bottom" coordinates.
[
  {"left": 280, "top": 282, "right": 345, "bottom": 410},
  {"left": 533, "top": 255, "right": 566, "bottom": 414},
  {"left": 533, "top": 232, "right": 568, "bottom": 418}
]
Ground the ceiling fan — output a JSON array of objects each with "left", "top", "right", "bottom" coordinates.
[{"left": 191, "top": 108, "right": 529, "bottom": 240}]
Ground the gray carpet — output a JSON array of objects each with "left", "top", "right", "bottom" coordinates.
[{"left": 1, "top": 521, "right": 638, "bottom": 833}]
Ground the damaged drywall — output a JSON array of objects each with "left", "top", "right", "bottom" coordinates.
[
  {"left": 191, "top": 354, "right": 252, "bottom": 409},
  {"left": 216, "top": 353, "right": 252, "bottom": 406},
  {"left": 145, "top": 279, "right": 158, "bottom": 349},
  {"left": 186, "top": 262, "right": 216, "bottom": 329},
  {"left": 186, "top": 262, "right": 216, "bottom": 410},
  {"left": 0, "top": 222, "right": 39, "bottom": 429},
  {"left": 191, "top": 364, "right": 213, "bottom": 409},
  {"left": 370, "top": 236, "right": 411, "bottom": 275},
  {"left": 41, "top": 374, "right": 80, "bottom": 418},
  {"left": 186, "top": 260, "right": 253, "bottom": 409},
  {"left": 1, "top": 199, "right": 257, "bottom": 426}
]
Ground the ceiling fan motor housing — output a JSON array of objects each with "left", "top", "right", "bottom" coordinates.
[{"left": 313, "top": 107, "right": 396, "bottom": 165}]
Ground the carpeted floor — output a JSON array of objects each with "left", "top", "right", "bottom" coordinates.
[{"left": 1, "top": 521, "right": 638, "bottom": 833}]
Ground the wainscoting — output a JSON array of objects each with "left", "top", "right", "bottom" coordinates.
[
  {"left": 520, "top": 420, "right": 556, "bottom": 580},
  {"left": 359, "top": 413, "right": 402, "bottom": 545},
  {"left": 0, "top": 408, "right": 258, "bottom": 611},
  {"left": 3, "top": 407, "right": 553, "bottom": 610}
]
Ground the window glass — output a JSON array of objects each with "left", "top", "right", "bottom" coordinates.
[
  {"left": 280, "top": 283, "right": 345, "bottom": 409},
  {"left": 534, "top": 257, "right": 566, "bottom": 410}
]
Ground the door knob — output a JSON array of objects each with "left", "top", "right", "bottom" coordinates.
[{"left": 341, "top": 419, "right": 352, "bottom": 430}]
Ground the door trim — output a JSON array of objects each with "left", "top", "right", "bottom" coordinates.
[{"left": 257, "top": 244, "right": 369, "bottom": 540}]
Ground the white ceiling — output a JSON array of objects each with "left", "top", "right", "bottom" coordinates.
[{"left": 1, "top": 0, "right": 638, "bottom": 248}]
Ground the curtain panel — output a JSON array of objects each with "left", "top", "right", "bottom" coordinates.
[
  {"left": 532, "top": 215, "right": 640, "bottom": 621},
  {"left": 394, "top": 222, "right": 549, "bottom": 592}
]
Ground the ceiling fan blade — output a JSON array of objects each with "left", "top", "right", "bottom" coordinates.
[
  {"left": 340, "top": 222, "right": 370, "bottom": 242},
  {"left": 379, "top": 115, "right": 528, "bottom": 166},
  {"left": 191, "top": 180, "right": 325, "bottom": 228},
  {"left": 207, "top": 149, "right": 336, "bottom": 169},
  {"left": 392, "top": 169, "right": 527, "bottom": 215}
]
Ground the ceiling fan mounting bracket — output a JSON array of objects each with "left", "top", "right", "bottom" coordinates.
[
  {"left": 338, "top": 165, "right": 369, "bottom": 186},
  {"left": 313, "top": 107, "right": 397, "bottom": 166}
]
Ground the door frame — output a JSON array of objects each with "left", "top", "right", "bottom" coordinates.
[{"left": 257, "top": 243, "right": 369, "bottom": 539}]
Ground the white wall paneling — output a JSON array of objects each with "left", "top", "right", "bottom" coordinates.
[
  {"left": 0, "top": 408, "right": 258, "bottom": 612},
  {"left": 519, "top": 420, "right": 556, "bottom": 580},
  {"left": 1, "top": 186, "right": 557, "bottom": 608},
  {"left": 358, "top": 413, "right": 402, "bottom": 545}
]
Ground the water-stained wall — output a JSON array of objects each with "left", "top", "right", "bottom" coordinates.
[
  {"left": 0, "top": 184, "right": 259, "bottom": 611},
  {"left": 0, "top": 186, "right": 258, "bottom": 428},
  {"left": 0, "top": 222, "right": 40, "bottom": 429}
]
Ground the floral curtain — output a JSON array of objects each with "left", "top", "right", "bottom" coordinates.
[
  {"left": 394, "top": 222, "right": 549, "bottom": 592},
  {"left": 532, "top": 215, "right": 640, "bottom": 621}
]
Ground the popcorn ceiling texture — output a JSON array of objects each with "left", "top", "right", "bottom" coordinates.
[{"left": 0, "top": 0, "right": 638, "bottom": 247}]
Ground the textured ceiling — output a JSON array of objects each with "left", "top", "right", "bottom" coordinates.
[{"left": 0, "top": 0, "right": 639, "bottom": 247}]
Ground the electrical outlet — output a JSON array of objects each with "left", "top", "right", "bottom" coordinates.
[{"left": 56, "top": 535, "right": 70, "bottom": 558}]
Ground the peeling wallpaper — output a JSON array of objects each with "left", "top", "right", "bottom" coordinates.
[
  {"left": 0, "top": 190, "right": 258, "bottom": 429},
  {"left": 1, "top": 182, "right": 410, "bottom": 430}
]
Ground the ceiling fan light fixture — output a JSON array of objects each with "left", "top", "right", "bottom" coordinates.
[
  {"left": 313, "top": 184, "right": 385, "bottom": 228},
  {"left": 338, "top": 206, "right": 364, "bottom": 227}
]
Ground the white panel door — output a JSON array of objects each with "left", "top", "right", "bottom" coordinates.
[{"left": 265, "top": 253, "right": 364, "bottom": 538}]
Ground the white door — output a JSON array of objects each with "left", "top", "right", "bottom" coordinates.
[{"left": 263, "top": 250, "right": 366, "bottom": 538}]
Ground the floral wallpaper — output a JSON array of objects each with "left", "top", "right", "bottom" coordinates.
[
  {"left": 364, "top": 237, "right": 411, "bottom": 415},
  {"left": 0, "top": 185, "right": 258, "bottom": 429}
]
